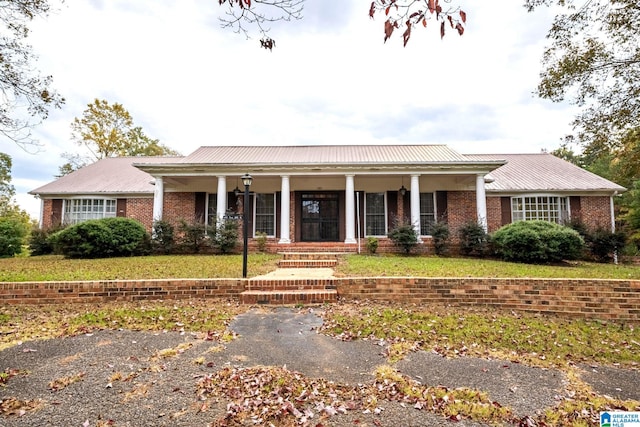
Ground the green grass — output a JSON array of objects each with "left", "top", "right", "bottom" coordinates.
[
  {"left": 0, "top": 299, "right": 246, "bottom": 350},
  {"left": 0, "top": 253, "right": 280, "bottom": 281},
  {"left": 321, "top": 303, "right": 640, "bottom": 368},
  {"left": 1, "top": 253, "right": 639, "bottom": 281},
  {"left": 336, "top": 254, "right": 640, "bottom": 279}
]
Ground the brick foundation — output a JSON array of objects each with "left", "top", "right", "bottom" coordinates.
[{"left": 2, "top": 277, "right": 638, "bottom": 322}]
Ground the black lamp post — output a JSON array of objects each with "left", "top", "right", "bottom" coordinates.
[{"left": 241, "top": 173, "right": 253, "bottom": 278}]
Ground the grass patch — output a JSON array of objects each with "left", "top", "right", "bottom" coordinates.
[
  {"left": 321, "top": 302, "right": 640, "bottom": 368},
  {"left": 0, "top": 253, "right": 280, "bottom": 282},
  {"left": 0, "top": 299, "right": 246, "bottom": 350},
  {"left": 336, "top": 254, "right": 640, "bottom": 279}
]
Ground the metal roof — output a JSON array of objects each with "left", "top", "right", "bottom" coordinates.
[
  {"left": 29, "top": 157, "right": 181, "bottom": 195},
  {"left": 29, "top": 149, "right": 625, "bottom": 196},
  {"left": 465, "top": 153, "right": 625, "bottom": 193},
  {"left": 179, "top": 145, "right": 477, "bottom": 164}
]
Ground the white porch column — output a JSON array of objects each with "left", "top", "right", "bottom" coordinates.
[
  {"left": 216, "top": 176, "right": 227, "bottom": 224},
  {"left": 345, "top": 174, "right": 357, "bottom": 244},
  {"left": 279, "top": 175, "right": 291, "bottom": 244},
  {"left": 152, "top": 176, "right": 164, "bottom": 222},
  {"left": 476, "top": 174, "right": 488, "bottom": 231},
  {"left": 410, "top": 174, "right": 421, "bottom": 236}
]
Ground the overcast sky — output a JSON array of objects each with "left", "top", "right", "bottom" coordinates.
[{"left": 2, "top": 0, "right": 576, "bottom": 218}]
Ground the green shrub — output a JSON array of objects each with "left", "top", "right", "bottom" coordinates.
[
  {"left": 430, "top": 222, "right": 450, "bottom": 255},
  {"left": 255, "top": 231, "right": 268, "bottom": 253},
  {"left": 177, "top": 220, "right": 209, "bottom": 254},
  {"left": 388, "top": 219, "right": 418, "bottom": 254},
  {"left": 0, "top": 216, "right": 29, "bottom": 258},
  {"left": 28, "top": 225, "right": 63, "bottom": 256},
  {"left": 458, "top": 222, "right": 489, "bottom": 257},
  {"left": 151, "top": 220, "right": 175, "bottom": 254},
  {"left": 51, "top": 218, "right": 149, "bottom": 259},
  {"left": 492, "top": 220, "right": 585, "bottom": 264},
  {"left": 210, "top": 219, "right": 239, "bottom": 254},
  {"left": 366, "top": 236, "right": 379, "bottom": 254},
  {"left": 584, "top": 227, "right": 626, "bottom": 263}
]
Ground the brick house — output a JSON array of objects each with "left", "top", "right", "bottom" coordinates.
[{"left": 30, "top": 145, "right": 624, "bottom": 252}]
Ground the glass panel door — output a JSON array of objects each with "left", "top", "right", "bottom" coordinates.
[{"left": 301, "top": 193, "right": 339, "bottom": 241}]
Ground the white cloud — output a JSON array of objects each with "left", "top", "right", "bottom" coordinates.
[{"left": 2, "top": 0, "right": 577, "bottom": 219}]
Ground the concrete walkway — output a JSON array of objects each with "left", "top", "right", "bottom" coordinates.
[{"left": 251, "top": 267, "right": 335, "bottom": 279}]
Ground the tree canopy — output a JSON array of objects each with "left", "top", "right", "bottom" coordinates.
[
  {"left": 217, "top": 0, "right": 466, "bottom": 49},
  {"left": 60, "top": 99, "right": 180, "bottom": 176},
  {"left": 0, "top": 0, "right": 65, "bottom": 148},
  {"left": 525, "top": 0, "right": 640, "bottom": 153}
]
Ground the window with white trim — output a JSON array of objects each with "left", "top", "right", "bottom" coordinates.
[
  {"left": 254, "top": 193, "right": 275, "bottom": 236},
  {"left": 420, "top": 192, "right": 436, "bottom": 235},
  {"left": 365, "top": 192, "right": 386, "bottom": 236},
  {"left": 63, "top": 198, "right": 116, "bottom": 224},
  {"left": 511, "top": 195, "right": 569, "bottom": 223}
]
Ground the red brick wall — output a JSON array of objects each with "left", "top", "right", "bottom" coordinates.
[
  {"left": 580, "top": 196, "right": 613, "bottom": 230},
  {"left": 41, "top": 199, "right": 54, "bottom": 229},
  {"left": 0, "top": 279, "right": 243, "bottom": 304},
  {"left": 126, "top": 198, "right": 154, "bottom": 231},
  {"left": 2, "top": 277, "right": 638, "bottom": 321},
  {"left": 336, "top": 277, "right": 640, "bottom": 321},
  {"left": 486, "top": 196, "right": 503, "bottom": 232},
  {"left": 163, "top": 192, "right": 196, "bottom": 225},
  {"left": 447, "top": 191, "right": 477, "bottom": 238}
]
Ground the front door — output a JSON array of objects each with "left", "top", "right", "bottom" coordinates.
[{"left": 300, "top": 192, "right": 339, "bottom": 241}]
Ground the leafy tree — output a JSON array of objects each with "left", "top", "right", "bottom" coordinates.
[
  {"left": 217, "top": 0, "right": 466, "bottom": 48},
  {"left": 0, "top": 216, "right": 28, "bottom": 257},
  {"left": 526, "top": 0, "right": 640, "bottom": 157},
  {"left": 60, "top": 99, "right": 180, "bottom": 175},
  {"left": 0, "top": 152, "right": 34, "bottom": 256},
  {"left": 0, "top": 0, "right": 65, "bottom": 147},
  {"left": 0, "top": 153, "right": 15, "bottom": 214}
]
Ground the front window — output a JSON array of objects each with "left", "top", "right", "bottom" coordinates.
[
  {"left": 420, "top": 192, "right": 436, "bottom": 235},
  {"left": 365, "top": 192, "right": 386, "bottom": 236},
  {"left": 254, "top": 193, "right": 275, "bottom": 236},
  {"left": 511, "top": 195, "right": 569, "bottom": 223},
  {"left": 63, "top": 198, "right": 116, "bottom": 224}
]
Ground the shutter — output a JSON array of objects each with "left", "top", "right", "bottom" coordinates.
[
  {"left": 500, "top": 197, "right": 511, "bottom": 225},
  {"left": 387, "top": 191, "right": 398, "bottom": 232},
  {"left": 276, "top": 191, "right": 281, "bottom": 238},
  {"left": 403, "top": 191, "right": 411, "bottom": 223},
  {"left": 436, "top": 191, "right": 448, "bottom": 223},
  {"left": 570, "top": 196, "right": 582, "bottom": 222},
  {"left": 116, "top": 199, "right": 127, "bottom": 217},
  {"left": 195, "top": 192, "right": 206, "bottom": 223},
  {"left": 51, "top": 199, "right": 63, "bottom": 227}
]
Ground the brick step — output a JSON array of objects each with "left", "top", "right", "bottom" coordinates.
[
  {"left": 279, "top": 252, "right": 348, "bottom": 261},
  {"left": 277, "top": 259, "right": 337, "bottom": 268},
  {"left": 246, "top": 278, "right": 336, "bottom": 291},
  {"left": 240, "top": 289, "right": 338, "bottom": 305}
]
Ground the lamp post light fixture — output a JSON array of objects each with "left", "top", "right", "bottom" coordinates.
[{"left": 241, "top": 173, "right": 253, "bottom": 278}]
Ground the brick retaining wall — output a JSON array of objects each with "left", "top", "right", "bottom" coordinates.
[{"left": 1, "top": 278, "right": 638, "bottom": 322}]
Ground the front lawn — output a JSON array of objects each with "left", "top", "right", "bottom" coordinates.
[
  {"left": 335, "top": 254, "right": 640, "bottom": 279},
  {"left": 1, "top": 253, "right": 639, "bottom": 281},
  {"left": 0, "top": 254, "right": 281, "bottom": 282}
]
